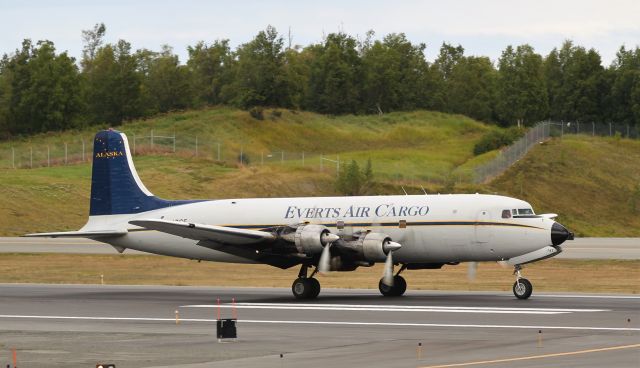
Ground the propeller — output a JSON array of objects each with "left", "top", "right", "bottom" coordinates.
[
  {"left": 381, "top": 241, "right": 402, "bottom": 287},
  {"left": 318, "top": 232, "right": 340, "bottom": 274},
  {"left": 467, "top": 261, "right": 477, "bottom": 281}
]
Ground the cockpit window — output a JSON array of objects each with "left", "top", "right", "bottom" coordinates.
[
  {"left": 501, "top": 209, "right": 511, "bottom": 219},
  {"left": 518, "top": 208, "right": 535, "bottom": 215}
]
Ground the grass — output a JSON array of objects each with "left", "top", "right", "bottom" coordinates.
[{"left": 0, "top": 254, "right": 637, "bottom": 294}]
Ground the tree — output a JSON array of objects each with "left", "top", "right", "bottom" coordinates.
[
  {"left": 447, "top": 56, "right": 498, "bottom": 122},
  {"left": 432, "top": 43, "right": 465, "bottom": 111},
  {"left": 2, "top": 40, "right": 82, "bottom": 135},
  {"left": 496, "top": 45, "right": 548, "bottom": 126},
  {"left": 84, "top": 40, "right": 142, "bottom": 124},
  {"left": 142, "top": 46, "right": 191, "bottom": 113},
  {"left": 610, "top": 46, "right": 640, "bottom": 126},
  {"left": 306, "top": 32, "right": 361, "bottom": 114},
  {"left": 544, "top": 41, "right": 607, "bottom": 123},
  {"left": 81, "top": 23, "right": 106, "bottom": 71},
  {"left": 336, "top": 160, "right": 363, "bottom": 195},
  {"left": 187, "top": 40, "right": 231, "bottom": 106},
  {"left": 223, "top": 25, "right": 289, "bottom": 108},
  {"left": 360, "top": 32, "right": 432, "bottom": 113}
]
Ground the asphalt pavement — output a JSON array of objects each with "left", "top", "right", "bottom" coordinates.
[{"left": 0, "top": 284, "right": 638, "bottom": 368}]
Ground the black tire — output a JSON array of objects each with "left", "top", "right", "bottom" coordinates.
[
  {"left": 308, "top": 278, "right": 321, "bottom": 299},
  {"left": 392, "top": 275, "right": 407, "bottom": 296},
  {"left": 379, "top": 277, "right": 406, "bottom": 297},
  {"left": 292, "top": 278, "right": 312, "bottom": 299},
  {"left": 513, "top": 278, "right": 533, "bottom": 299},
  {"left": 379, "top": 278, "right": 394, "bottom": 296}
]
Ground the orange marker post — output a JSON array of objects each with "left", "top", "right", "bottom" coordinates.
[
  {"left": 12, "top": 347, "right": 17, "bottom": 368},
  {"left": 232, "top": 297, "right": 237, "bottom": 320}
]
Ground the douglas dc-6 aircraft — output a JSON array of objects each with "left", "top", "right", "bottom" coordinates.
[{"left": 27, "top": 129, "right": 574, "bottom": 300}]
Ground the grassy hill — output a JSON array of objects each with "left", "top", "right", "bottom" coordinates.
[{"left": 0, "top": 107, "right": 638, "bottom": 237}]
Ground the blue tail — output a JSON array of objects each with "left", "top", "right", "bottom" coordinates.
[{"left": 90, "top": 129, "right": 199, "bottom": 216}]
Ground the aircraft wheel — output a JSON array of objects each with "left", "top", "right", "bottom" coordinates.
[
  {"left": 308, "top": 278, "right": 321, "bottom": 299},
  {"left": 292, "top": 278, "right": 313, "bottom": 299},
  {"left": 513, "top": 278, "right": 533, "bottom": 299},
  {"left": 378, "top": 276, "right": 406, "bottom": 297},
  {"left": 392, "top": 275, "right": 407, "bottom": 296}
]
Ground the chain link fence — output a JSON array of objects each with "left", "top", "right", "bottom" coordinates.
[{"left": 473, "top": 121, "right": 639, "bottom": 183}]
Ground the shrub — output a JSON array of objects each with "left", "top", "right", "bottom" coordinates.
[
  {"left": 249, "top": 106, "right": 264, "bottom": 120},
  {"left": 473, "top": 127, "right": 524, "bottom": 156}
]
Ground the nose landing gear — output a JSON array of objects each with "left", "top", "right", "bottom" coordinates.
[{"left": 512, "top": 265, "right": 533, "bottom": 299}]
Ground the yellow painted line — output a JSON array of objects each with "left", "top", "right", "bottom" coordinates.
[{"left": 420, "top": 343, "right": 640, "bottom": 368}]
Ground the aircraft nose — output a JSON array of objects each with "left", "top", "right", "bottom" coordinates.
[{"left": 551, "top": 222, "right": 573, "bottom": 246}]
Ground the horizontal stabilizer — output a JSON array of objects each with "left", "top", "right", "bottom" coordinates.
[
  {"left": 24, "top": 230, "right": 127, "bottom": 238},
  {"left": 129, "top": 219, "right": 275, "bottom": 245}
]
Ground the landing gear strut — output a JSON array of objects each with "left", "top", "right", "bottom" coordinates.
[
  {"left": 512, "top": 265, "right": 533, "bottom": 300},
  {"left": 292, "top": 264, "right": 321, "bottom": 299},
  {"left": 379, "top": 264, "right": 407, "bottom": 297}
]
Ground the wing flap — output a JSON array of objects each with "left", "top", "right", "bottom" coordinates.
[
  {"left": 24, "top": 230, "right": 127, "bottom": 238},
  {"left": 129, "top": 219, "right": 275, "bottom": 245}
]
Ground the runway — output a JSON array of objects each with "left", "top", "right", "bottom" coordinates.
[
  {"left": 0, "top": 284, "right": 638, "bottom": 367},
  {"left": 1, "top": 237, "right": 639, "bottom": 259}
]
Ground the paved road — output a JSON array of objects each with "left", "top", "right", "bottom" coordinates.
[
  {"left": 1, "top": 237, "right": 638, "bottom": 259},
  {"left": 0, "top": 284, "right": 638, "bottom": 368}
]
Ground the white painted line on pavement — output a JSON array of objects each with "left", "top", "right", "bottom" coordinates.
[
  {"left": 0, "top": 314, "right": 637, "bottom": 332},
  {"left": 180, "top": 303, "right": 608, "bottom": 315}
]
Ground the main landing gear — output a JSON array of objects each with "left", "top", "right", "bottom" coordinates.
[
  {"left": 512, "top": 264, "right": 533, "bottom": 299},
  {"left": 378, "top": 264, "right": 407, "bottom": 297},
  {"left": 292, "top": 265, "right": 321, "bottom": 299}
]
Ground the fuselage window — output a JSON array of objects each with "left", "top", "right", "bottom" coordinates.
[
  {"left": 501, "top": 209, "right": 511, "bottom": 219},
  {"left": 518, "top": 208, "right": 534, "bottom": 215},
  {"left": 512, "top": 209, "right": 517, "bottom": 215}
]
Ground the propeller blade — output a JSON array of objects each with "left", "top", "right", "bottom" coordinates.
[
  {"left": 467, "top": 261, "right": 477, "bottom": 281},
  {"left": 382, "top": 250, "right": 394, "bottom": 287},
  {"left": 318, "top": 243, "right": 331, "bottom": 274}
]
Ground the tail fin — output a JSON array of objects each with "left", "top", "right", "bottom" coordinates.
[{"left": 90, "top": 129, "right": 197, "bottom": 216}]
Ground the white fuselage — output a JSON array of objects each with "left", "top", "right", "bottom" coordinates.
[{"left": 82, "top": 194, "right": 555, "bottom": 265}]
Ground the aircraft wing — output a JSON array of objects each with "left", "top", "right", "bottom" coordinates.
[
  {"left": 128, "top": 219, "right": 276, "bottom": 245},
  {"left": 129, "top": 219, "right": 301, "bottom": 269}
]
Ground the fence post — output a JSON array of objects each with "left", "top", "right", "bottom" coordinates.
[
  {"left": 561, "top": 122, "right": 564, "bottom": 137},
  {"left": 11, "top": 147, "right": 15, "bottom": 169},
  {"left": 30, "top": 147, "right": 33, "bottom": 169},
  {"left": 195, "top": 136, "right": 198, "bottom": 157},
  {"left": 151, "top": 130, "right": 154, "bottom": 148},
  {"left": 65, "top": 143, "right": 68, "bottom": 165},
  {"left": 261, "top": 151, "right": 264, "bottom": 165},
  {"left": 281, "top": 151, "right": 284, "bottom": 165},
  {"left": 217, "top": 142, "right": 221, "bottom": 161},
  {"left": 173, "top": 133, "right": 176, "bottom": 153}
]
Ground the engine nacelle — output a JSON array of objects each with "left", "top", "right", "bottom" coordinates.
[
  {"left": 343, "top": 232, "right": 401, "bottom": 262},
  {"left": 292, "top": 224, "right": 335, "bottom": 255}
]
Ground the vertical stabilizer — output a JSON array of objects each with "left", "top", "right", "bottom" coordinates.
[{"left": 90, "top": 129, "right": 197, "bottom": 216}]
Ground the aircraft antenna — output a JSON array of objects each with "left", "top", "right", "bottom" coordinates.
[
  {"left": 401, "top": 186, "right": 408, "bottom": 195},
  {"left": 420, "top": 185, "right": 427, "bottom": 195}
]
